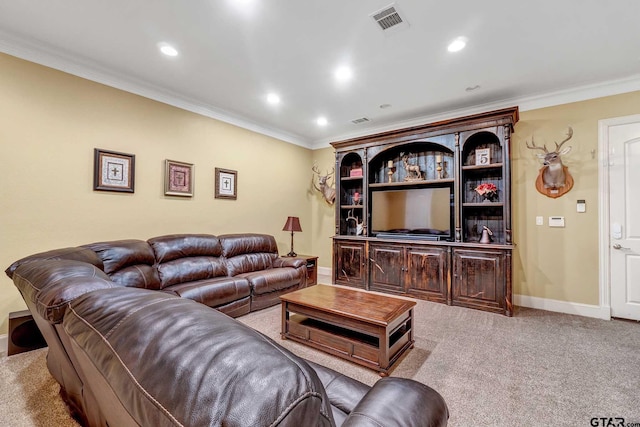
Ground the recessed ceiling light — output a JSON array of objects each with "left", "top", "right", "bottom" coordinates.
[
  {"left": 447, "top": 37, "right": 467, "bottom": 53},
  {"left": 159, "top": 43, "right": 178, "bottom": 57},
  {"left": 334, "top": 66, "right": 353, "bottom": 82},
  {"left": 266, "top": 93, "right": 280, "bottom": 105},
  {"left": 317, "top": 117, "right": 328, "bottom": 126}
]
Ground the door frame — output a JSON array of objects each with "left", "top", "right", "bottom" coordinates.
[{"left": 598, "top": 114, "right": 640, "bottom": 320}]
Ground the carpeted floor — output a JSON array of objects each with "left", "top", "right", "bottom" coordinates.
[{"left": 2, "top": 295, "right": 639, "bottom": 426}]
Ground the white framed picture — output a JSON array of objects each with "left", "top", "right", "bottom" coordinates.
[{"left": 215, "top": 167, "right": 237, "bottom": 200}]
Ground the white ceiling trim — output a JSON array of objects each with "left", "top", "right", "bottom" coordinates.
[
  {"left": 0, "top": 31, "right": 310, "bottom": 148},
  {"left": 310, "top": 73, "right": 640, "bottom": 149},
  {"left": 2, "top": 30, "right": 639, "bottom": 152}
]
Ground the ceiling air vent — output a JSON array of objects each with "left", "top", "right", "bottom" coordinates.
[
  {"left": 371, "top": 3, "right": 409, "bottom": 33},
  {"left": 351, "top": 117, "right": 370, "bottom": 125}
]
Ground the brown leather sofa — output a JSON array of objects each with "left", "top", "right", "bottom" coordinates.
[{"left": 6, "top": 234, "right": 449, "bottom": 426}]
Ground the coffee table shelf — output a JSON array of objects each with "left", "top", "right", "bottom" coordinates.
[{"left": 281, "top": 285, "right": 415, "bottom": 376}]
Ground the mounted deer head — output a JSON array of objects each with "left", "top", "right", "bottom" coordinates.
[
  {"left": 526, "top": 127, "right": 574, "bottom": 198},
  {"left": 312, "top": 163, "right": 336, "bottom": 205}
]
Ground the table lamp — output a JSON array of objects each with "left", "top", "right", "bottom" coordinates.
[{"left": 282, "top": 216, "right": 302, "bottom": 257}]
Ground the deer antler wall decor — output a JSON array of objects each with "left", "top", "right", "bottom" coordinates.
[
  {"left": 526, "top": 127, "right": 574, "bottom": 198},
  {"left": 312, "top": 163, "right": 336, "bottom": 205}
]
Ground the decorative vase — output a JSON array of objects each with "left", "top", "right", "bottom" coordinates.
[{"left": 482, "top": 191, "right": 497, "bottom": 203}]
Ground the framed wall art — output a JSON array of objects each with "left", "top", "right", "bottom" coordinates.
[
  {"left": 165, "top": 159, "right": 194, "bottom": 197},
  {"left": 215, "top": 167, "right": 237, "bottom": 200},
  {"left": 93, "top": 148, "right": 135, "bottom": 193}
]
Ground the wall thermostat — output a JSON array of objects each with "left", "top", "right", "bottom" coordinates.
[{"left": 549, "top": 216, "right": 565, "bottom": 227}]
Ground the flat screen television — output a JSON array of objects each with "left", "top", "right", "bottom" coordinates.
[{"left": 370, "top": 187, "right": 453, "bottom": 240}]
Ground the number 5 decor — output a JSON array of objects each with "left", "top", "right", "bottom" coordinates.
[{"left": 215, "top": 167, "right": 237, "bottom": 200}]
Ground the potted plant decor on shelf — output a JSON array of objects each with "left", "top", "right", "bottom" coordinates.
[{"left": 475, "top": 182, "right": 498, "bottom": 202}]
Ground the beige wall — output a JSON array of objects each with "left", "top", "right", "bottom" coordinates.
[
  {"left": 310, "top": 147, "right": 336, "bottom": 269},
  {"left": 2, "top": 52, "right": 640, "bottom": 335},
  {"left": 512, "top": 91, "right": 640, "bottom": 305},
  {"left": 0, "top": 53, "right": 316, "bottom": 334}
]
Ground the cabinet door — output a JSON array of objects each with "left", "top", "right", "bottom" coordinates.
[
  {"left": 369, "top": 243, "right": 404, "bottom": 294},
  {"left": 406, "top": 246, "right": 449, "bottom": 303},
  {"left": 452, "top": 248, "right": 506, "bottom": 314},
  {"left": 334, "top": 241, "right": 367, "bottom": 289}
]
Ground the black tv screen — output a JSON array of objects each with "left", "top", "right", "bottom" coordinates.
[{"left": 371, "top": 187, "right": 452, "bottom": 240}]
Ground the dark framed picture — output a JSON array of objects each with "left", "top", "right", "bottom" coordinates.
[
  {"left": 215, "top": 168, "right": 237, "bottom": 200},
  {"left": 93, "top": 148, "right": 135, "bottom": 193},
  {"left": 165, "top": 159, "right": 194, "bottom": 197}
]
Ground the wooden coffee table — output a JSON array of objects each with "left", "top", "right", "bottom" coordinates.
[{"left": 280, "top": 284, "right": 416, "bottom": 376}]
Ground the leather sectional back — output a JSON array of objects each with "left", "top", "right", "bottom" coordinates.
[
  {"left": 84, "top": 240, "right": 161, "bottom": 290},
  {"left": 219, "top": 233, "right": 278, "bottom": 276},
  {"left": 148, "top": 234, "right": 226, "bottom": 289}
]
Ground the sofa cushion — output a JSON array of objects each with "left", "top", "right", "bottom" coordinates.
[
  {"left": 239, "top": 267, "right": 301, "bottom": 295},
  {"left": 163, "top": 276, "right": 250, "bottom": 308},
  {"left": 155, "top": 257, "right": 227, "bottom": 289},
  {"left": 12, "top": 259, "right": 115, "bottom": 323},
  {"left": 63, "top": 287, "right": 335, "bottom": 427},
  {"left": 220, "top": 233, "right": 278, "bottom": 276},
  {"left": 148, "top": 234, "right": 222, "bottom": 263},
  {"left": 84, "top": 240, "right": 161, "bottom": 290}
]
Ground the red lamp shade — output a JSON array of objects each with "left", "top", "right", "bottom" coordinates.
[
  {"left": 282, "top": 216, "right": 302, "bottom": 256},
  {"left": 282, "top": 216, "right": 302, "bottom": 232}
]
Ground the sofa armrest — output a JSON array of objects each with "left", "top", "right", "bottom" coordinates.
[
  {"left": 273, "top": 257, "right": 306, "bottom": 269},
  {"left": 12, "top": 259, "right": 116, "bottom": 324},
  {"left": 341, "top": 377, "right": 448, "bottom": 427}
]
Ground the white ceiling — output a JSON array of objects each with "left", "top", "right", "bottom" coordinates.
[{"left": 1, "top": 1, "right": 639, "bottom": 149}]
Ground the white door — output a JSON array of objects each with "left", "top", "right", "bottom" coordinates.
[{"left": 606, "top": 117, "right": 640, "bottom": 320}]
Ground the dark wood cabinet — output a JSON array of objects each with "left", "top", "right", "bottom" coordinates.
[
  {"left": 331, "top": 107, "right": 518, "bottom": 316},
  {"left": 405, "top": 245, "right": 449, "bottom": 303},
  {"left": 368, "top": 242, "right": 449, "bottom": 304},
  {"left": 333, "top": 239, "right": 366, "bottom": 289},
  {"left": 295, "top": 255, "right": 318, "bottom": 286},
  {"left": 452, "top": 248, "right": 512, "bottom": 316},
  {"left": 369, "top": 242, "right": 404, "bottom": 294}
]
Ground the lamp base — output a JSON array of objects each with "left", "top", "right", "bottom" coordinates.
[{"left": 286, "top": 251, "right": 297, "bottom": 257}]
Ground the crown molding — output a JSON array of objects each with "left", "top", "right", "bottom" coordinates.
[
  {"left": 3, "top": 30, "right": 639, "bottom": 152},
  {"left": 0, "top": 31, "right": 311, "bottom": 148},
  {"left": 310, "top": 73, "right": 640, "bottom": 150}
]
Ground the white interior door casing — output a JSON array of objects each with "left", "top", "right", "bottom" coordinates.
[{"left": 607, "top": 119, "right": 640, "bottom": 320}]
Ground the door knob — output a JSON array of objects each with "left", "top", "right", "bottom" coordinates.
[{"left": 612, "top": 244, "right": 630, "bottom": 250}]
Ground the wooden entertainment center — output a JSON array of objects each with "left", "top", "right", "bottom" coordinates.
[{"left": 331, "top": 107, "right": 518, "bottom": 316}]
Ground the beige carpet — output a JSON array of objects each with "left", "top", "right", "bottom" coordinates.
[{"left": 2, "top": 298, "right": 639, "bottom": 426}]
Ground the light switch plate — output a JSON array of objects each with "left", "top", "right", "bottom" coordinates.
[
  {"left": 549, "top": 216, "right": 565, "bottom": 227},
  {"left": 577, "top": 199, "right": 586, "bottom": 213},
  {"left": 536, "top": 216, "right": 543, "bottom": 226}
]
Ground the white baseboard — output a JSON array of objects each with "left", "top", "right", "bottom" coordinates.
[
  {"left": 0, "top": 334, "right": 7, "bottom": 355},
  {"left": 317, "top": 266, "right": 332, "bottom": 278},
  {"left": 310, "top": 270, "right": 610, "bottom": 320},
  {"left": 514, "top": 294, "right": 611, "bottom": 320}
]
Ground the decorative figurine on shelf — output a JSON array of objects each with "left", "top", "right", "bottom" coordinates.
[
  {"left": 352, "top": 191, "right": 361, "bottom": 205},
  {"left": 475, "top": 182, "right": 498, "bottom": 202},
  {"left": 435, "top": 154, "right": 444, "bottom": 179},
  {"left": 401, "top": 152, "right": 423, "bottom": 181},
  {"left": 346, "top": 209, "right": 365, "bottom": 235},
  {"left": 479, "top": 226, "right": 493, "bottom": 244},
  {"left": 387, "top": 160, "right": 396, "bottom": 183}
]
